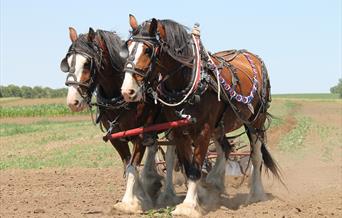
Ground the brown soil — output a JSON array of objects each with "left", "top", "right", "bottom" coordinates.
[
  {"left": 0, "top": 101, "right": 341, "bottom": 217},
  {"left": 267, "top": 113, "right": 297, "bottom": 148}
]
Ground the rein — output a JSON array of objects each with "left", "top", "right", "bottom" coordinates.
[
  {"left": 93, "top": 90, "right": 129, "bottom": 110},
  {"left": 154, "top": 34, "right": 201, "bottom": 107}
]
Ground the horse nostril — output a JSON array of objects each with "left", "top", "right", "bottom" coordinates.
[
  {"left": 73, "top": 100, "right": 79, "bottom": 106},
  {"left": 128, "top": 89, "right": 135, "bottom": 96}
]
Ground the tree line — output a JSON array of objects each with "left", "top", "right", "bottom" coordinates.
[
  {"left": 330, "top": 78, "right": 342, "bottom": 98},
  {"left": 0, "top": 85, "right": 68, "bottom": 98},
  {"left": 1, "top": 78, "right": 341, "bottom": 99}
]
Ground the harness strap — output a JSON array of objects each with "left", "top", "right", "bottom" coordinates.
[{"left": 155, "top": 34, "right": 201, "bottom": 107}]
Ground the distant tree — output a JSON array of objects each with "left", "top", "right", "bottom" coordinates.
[
  {"left": 0, "top": 86, "right": 4, "bottom": 97},
  {"left": 0, "top": 85, "right": 68, "bottom": 98},
  {"left": 330, "top": 78, "right": 342, "bottom": 98},
  {"left": 21, "top": 86, "right": 34, "bottom": 98},
  {"left": 43, "top": 87, "right": 53, "bottom": 98},
  {"left": 32, "top": 86, "right": 45, "bottom": 98},
  {"left": 4, "top": 84, "right": 22, "bottom": 97},
  {"left": 51, "top": 88, "right": 68, "bottom": 98}
]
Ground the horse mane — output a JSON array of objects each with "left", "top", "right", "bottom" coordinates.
[
  {"left": 69, "top": 34, "right": 96, "bottom": 57},
  {"left": 97, "top": 30, "right": 125, "bottom": 72},
  {"left": 67, "top": 34, "right": 102, "bottom": 72},
  {"left": 159, "top": 20, "right": 192, "bottom": 59},
  {"left": 138, "top": 19, "right": 192, "bottom": 59},
  {"left": 68, "top": 30, "right": 125, "bottom": 72}
]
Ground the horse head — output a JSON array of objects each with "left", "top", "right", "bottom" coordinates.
[
  {"left": 120, "top": 15, "right": 162, "bottom": 102},
  {"left": 120, "top": 15, "right": 193, "bottom": 103},
  {"left": 61, "top": 27, "right": 125, "bottom": 112}
]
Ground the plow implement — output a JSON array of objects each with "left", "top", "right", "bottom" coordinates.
[{"left": 102, "top": 117, "right": 251, "bottom": 177}]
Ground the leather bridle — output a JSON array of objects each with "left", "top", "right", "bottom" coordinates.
[
  {"left": 123, "top": 36, "right": 160, "bottom": 82},
  {"left": 121, "top": 32, "right": 199, "bottom": 106},
  {"left": 60, "top": 43, "right": 102, "bottom": 104}
]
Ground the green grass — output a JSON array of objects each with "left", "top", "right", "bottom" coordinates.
[
  {"left": 272, "top": 93, "right": 340, "bottom": 100},
  {"left": 0, "top": 104, "right": 92, "bottom": 117},
  {"left": 0, "top": 119, "right": 122, "bottom": 169},
  {"left": 278, "top": 116, "right": 312, "bottom": 153},
  {"left": 0, "top": 120, "right": 89, "bottom": 137},
  {"left": 0, "top": 142, "right": 117, "bottom": 169},
  {"left": 145, "top": 207, "right": 174, "bottom": 218},
  {"left": 313, "top": 124, "right": 342, "bottom": 162},
  {"left": 268, "top": 99, "right": 299, "bottom": 128}
]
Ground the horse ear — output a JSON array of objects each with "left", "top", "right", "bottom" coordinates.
[
  {"left": 149, "top": 18, "right": 158, "bottom": 36},
  {"left": 69, "top": 27, "right": 78, "bottom": 42},
  {"left": 88, "top": 27, "right": 95, "bottom": 42},
  {"left": 129, "top": 14, "right": 138, "bottom": 31}
]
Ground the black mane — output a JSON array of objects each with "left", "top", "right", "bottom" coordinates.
[
  {"left": 138, "top": 19, "right": 193, "bottom": 59},
  {"left": 97, "top": 30, "right": 125, "bottom": 72},
  {"left": 68, "top": 30, "right": 125, "bottom": 72}
]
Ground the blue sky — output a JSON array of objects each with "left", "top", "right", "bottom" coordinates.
[{"left": 1, "top": 0, "right": 341, "bottom": 93}]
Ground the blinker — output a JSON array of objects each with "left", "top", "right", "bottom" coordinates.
[
  {"left": 119, "top": 43, "right": 129, "bottom": 59},
  {"left": 60, "top": 57, "right": 69, "bottom": 73}
]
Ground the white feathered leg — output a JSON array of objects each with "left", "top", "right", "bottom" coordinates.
[
  {"left": 113, "top": 165, "right": 152, "bottom": 213},
  {"left": 141, "top": 143, "right": 162, "bottom": 201},
  {"left": 246, "top": 133, "right": 267, "bottom": 204},
  {"left": 206, "top": 140, "right": 227, "bottom": 192},
  {"left": 172, "top": 180, "right": 201, "bottom": 217},
  {"left": 157, "top": 146, "right": 180, "bottom": 206}
]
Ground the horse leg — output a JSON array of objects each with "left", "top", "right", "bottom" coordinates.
[
  {"left": 157, "top": 145, "right": 181, "bottom": 206},
  {"left": 245, "top": 126, "right": 267, "bottom": 204},
  {"left": 172, "top": 124, "right": 211, "bottom": 217},
  {"left": 140, "top": 141, "right": 163, "bottom": 203},
  {"left": 113, "top": 141, "right": 153, "bottom": 213},
  {"left": 101, "top": 116, "right": 131, "bottom": 167},
  {"left": 205, "top": 139, "right": 227, "bottom": 193},
  {"left": 109, "top": 139, "right": 131, "bottom": 167}
]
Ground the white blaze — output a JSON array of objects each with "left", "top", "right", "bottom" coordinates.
[
  {"left": 129, "top": 42, "right": 144, "bottom": 65},
  {"left": 66, "top": 54, "right": 87, "bottom": 110},
  {"left": 121, "top": 42, "right": 144, "bottom": 101}
]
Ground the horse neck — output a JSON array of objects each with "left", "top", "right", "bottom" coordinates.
[
  {"left": 158, "top": 52, "right": 192, "bottom": 91},
  {"left": 96, "top": 37, "right": 123, "bottom": 98},
  {"left": 97, "top": 60, "right": 123, "bottom": 98}
]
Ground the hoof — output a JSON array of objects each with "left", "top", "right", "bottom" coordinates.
[
  {"left": 205, "top": 176, "right": 225, "bottom": 193},
  {"left": 172, "top": 203, "right": 202, "bottom": 217},
  {"left": 142, "top": 175, "right": 163, "bottom": 200},
  {"left": 245, "top": 193, "right": 267, "bottom": 205},
  {"left": 112, "top": 201, "right": 144, "bottom": 214},
  {"left": 156, "top": 190, "right": 182, "bottom": 207}
]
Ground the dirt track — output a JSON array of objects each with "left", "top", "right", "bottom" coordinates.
[{"left": 1, "top": 101, "right": 341, "bottom": 217}]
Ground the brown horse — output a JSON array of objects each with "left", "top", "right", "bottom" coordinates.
[
  {"left": 120, "top": 15, "right": 283, "bottom": 216},
  {"left": 60, "top": 27, "right": 178, "bottom": 212}
]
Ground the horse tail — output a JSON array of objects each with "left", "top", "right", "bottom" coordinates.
[{"left": 261, "top": 143, "right": 287, "bottom": 189}]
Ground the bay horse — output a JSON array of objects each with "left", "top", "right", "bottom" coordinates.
[
  {"left": 60, "top": 27, "right": 179, "bottom": 212},
  {"left": 120, "top": 15, "right": 283, "bottom": 216}
]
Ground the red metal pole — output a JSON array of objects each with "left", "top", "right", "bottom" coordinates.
[{"left": 104, "top": 118, "right": 195, "bottom": 141}]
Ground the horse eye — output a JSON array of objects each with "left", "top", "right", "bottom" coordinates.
[
  {"left": 145, "top": 47, "right": 152, "bottom": 55},
  {"left": 84, "top": 61, "right": 91, "bottom": 69}
]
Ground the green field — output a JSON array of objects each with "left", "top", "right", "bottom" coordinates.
[
  {"left": 272, "top": 93, "right": 340, "bottom": 100},
  {"left": 0, "top": 95, "right": 341, "bottom": 169}
]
